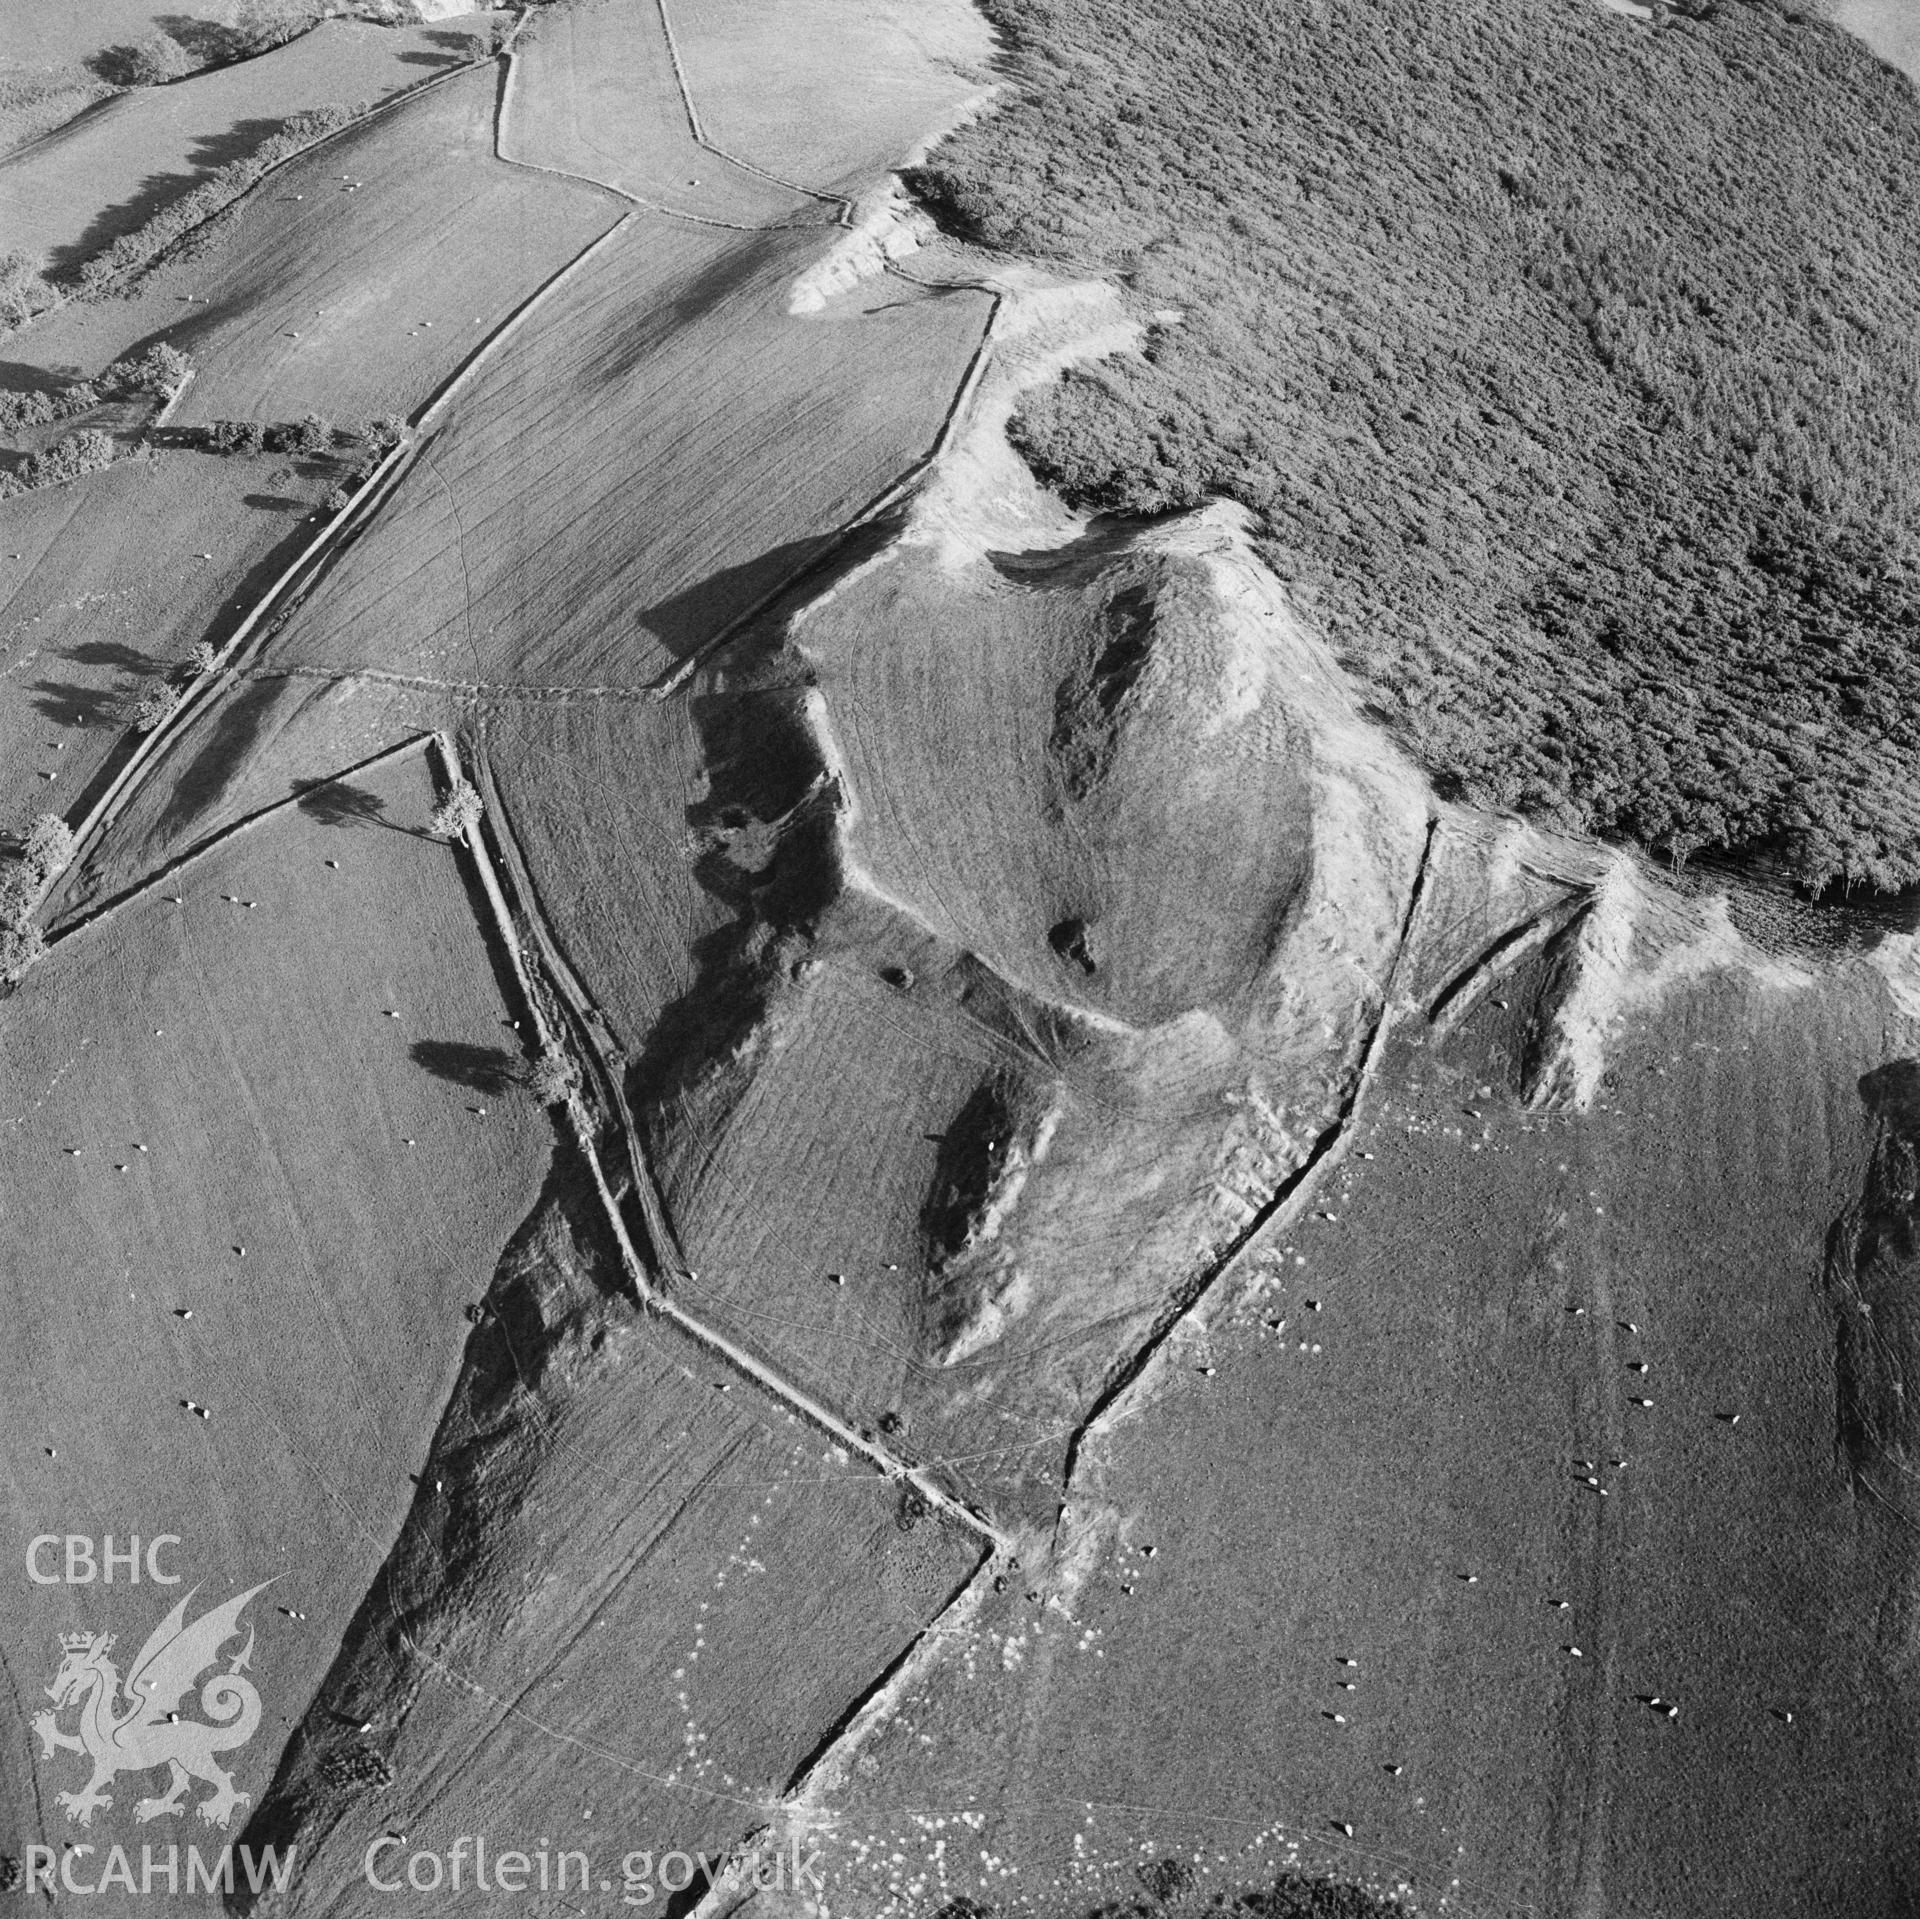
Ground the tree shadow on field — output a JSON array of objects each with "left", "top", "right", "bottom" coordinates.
[
  {"left": 44, "top": 118, "right": 289, "bottom": 275},
  {"left": 397, "top": 37, "right": 473, "bottom": 67},
  {"left": 61, "top": 638, "right": 161, "bottom": 672},
  {"left": 0, "top": 361, "right": 70, "bottom": 398},
  {"left": 409, "top": 1040, "right": 521, "bottom": 1097},
  {"left": 30, "top": 678, "right": 120, "bottom": 727},
  {"left": 291, "top": 777, "right": 420, "bottom": 835}
]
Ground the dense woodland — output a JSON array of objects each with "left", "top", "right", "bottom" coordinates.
[{"left": 910, "top": 0, "right": 1920, "bottom": 889}]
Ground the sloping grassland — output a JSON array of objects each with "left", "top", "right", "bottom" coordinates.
[{"left": 909, "top": 0, "right": 1920, "bottom": 890}]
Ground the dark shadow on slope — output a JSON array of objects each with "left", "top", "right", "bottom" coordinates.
[
  {"left": 226, "top": 1140, "right": 628, "bottom": 1917},
  {"left": 1824, "top": 1061, "right": 1920, "bottom": 1489},
  {"left": 634, "top": 533, "right": 836, "bottom": 665},
  {"left": 409, "top": 1039, "right": 520, "bottom": 1097},
  {"left": 619, "top": 675, "right": 839, "bottom": 1154},
  {"left": 146, "top": 672, "right": 286, "bottom": 839},
  {"left": 594, "top": 229, "right": 800, "bottom": 389}
]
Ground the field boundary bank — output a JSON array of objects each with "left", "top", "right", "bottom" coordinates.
[
  {"left": 33, "top": 191, "right": 645, "bottom": 931},
  {"left": 45, "top": 731, "right": 437, "bottom": 947},
  {"left": 6, "top": 43, "right": 499, "bottom": 330},
  {"left": 650, "top": 0, "right": 853, "bottom": 222},
  {"left": 1057, "top": 816, "right": 1443, "bottom": 1496},
  {"left": 437, "top": 731, "right": 1009, "bottom": 1552},
  {"left": 468, "top": 729, "right": 690, "bottom": 1283},
  {"left": 651, "top": 287, "right": 1004, "bottom": 700},
  {"left": 492, "top": 27, "right": 831, "bottom": 234}
]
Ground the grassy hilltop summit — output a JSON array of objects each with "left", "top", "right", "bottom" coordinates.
[{"left": 910, "top": 0, "right": 1920, "bottom": 891}]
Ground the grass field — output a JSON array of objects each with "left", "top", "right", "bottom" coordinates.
[
  {"left": 666, "top": 0, "right": 995, "bottom": 191},
  {"left": 0, "top": 445, "right": 337, "bottom": 846},
  {"left": 467, "top": 505, "right": 1416, "bottom": 1529},
  {"left": 7, "top": 63, "right": 620, "bottom": 430},
  {"left": 232, "top": 1157, "right": 981, "bottom": 1916},
  {"left": 799, "top": 531, "right": 1315, "bottom": 1029},
  {"left": 1826, "top": 0, "right": 1920, "bottom": 79},
  {"left": 249, "top": 216, "right": 991, "bottom": 691},
  {"left": 479, "top": 698, "right": 732, "bottom": 1049},
  {"left": 813, "top": 962, "right": 1920, "bottom": 1919},
  {"left": 502, "top": 0, "right": 825, "bottom": 226},
  {"left": 0, "top": 18, "right": 474, "bottom": 270},
  {"left": 0, "top": 746, "right": 551, "bottom": 1877}
]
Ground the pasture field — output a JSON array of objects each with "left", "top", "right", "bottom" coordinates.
[
  {"left": 816, "top": 964, "right": 1920, "bottom": 1919},
  {"left": 795, "top": 533, "right": 1315, "bottom": 1029},
  {"left": 251, "top": 217, "right": 991, "bottom": 691},
  {"left": 3, "top": 0, "right": 172, "bottom": 74},
  {"left": 9, "top": 63, "right": 619, "bottom": 430},
  {"left": 50, "top": 667, "right": 476, "bottom": 925},
  {"left": 503, "top": 0, "right": 822, "bottom": 226},
  {"left": 1827, "top": 0, "right": 1920, "bottom": 80},
  {"left": 666, "top": 0, "right": 995, "bottom": 190},
  {"left": 479, "top": 697, "right": 730, "bottom": 1050},
  {"left": 0, "top": 746, "right": 550, "bottom": 1883},
  {"left": 0, "top": 446, "right": 336, "bottom": 845},
  {"left": 0, "top": 18, "right": 475, "bottom": 269},
  {"left": 236, "top": 1167, "right": 981, "bottom": 1915}
]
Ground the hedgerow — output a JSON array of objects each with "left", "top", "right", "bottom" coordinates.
[
  {"left": 66, "top": 104, "right": 363, "bottom": 294},
  {"left": 911, "top": 0, "right": 1920, "bottom": 889},
  {"left": 0, "top": 429, "right": 115, "bottom": 498}
]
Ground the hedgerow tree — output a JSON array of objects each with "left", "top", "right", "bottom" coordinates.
[
  {"left": 23, "top": 815, "right": 75, "bottom": 878},
  {"left": 0, "top": 866, "right": 45, "bottom": 986},
  {"left": 526, "top": 1047, "right": 580, "bottom": 1107},
  {"left": 0, "top": 430, "right": 115, "bottom": 497},
  {"left": 429, "top": 780, "right": 483, "bottom": 841},
  {"left": 0, "top": 252, "right": 55, "bottom": 330},
  {"left": 130, "top": 683, "right": 183, "bottom": 732},
  {"left": 94, "top": 33, "right": 194, "bottom": 88}
]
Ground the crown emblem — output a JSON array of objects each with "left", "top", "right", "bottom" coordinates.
[{"left": 58, "top": 1631, "right": 105, "bottom": 1652}]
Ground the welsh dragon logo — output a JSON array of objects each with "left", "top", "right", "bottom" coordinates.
[{"left": 33, "top": 1584, "right": 267, "bottom": 1830}]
